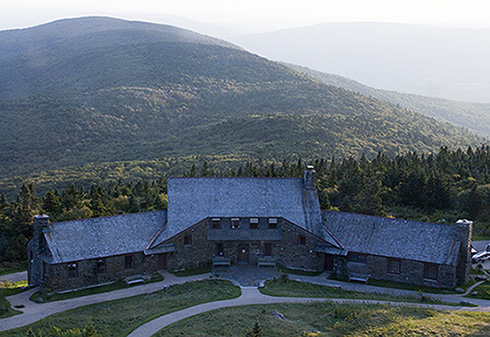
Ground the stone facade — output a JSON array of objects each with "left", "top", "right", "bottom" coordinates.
[
  {"left": 42, "top": 252, "right": 159, "bottom": 291},
  {"left": 162, "top": 217, "right": 326, "bottom": 272},
  {"left": 339, "top": 253, "right": 457, "bottom": 288}
]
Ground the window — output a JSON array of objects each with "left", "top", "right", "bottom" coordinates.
[
  {"left": 348, "top": 253, "right": 367, "bottom": 264},
  {"left": 387, "top": 259, "right": 401, "bottom": 275},
  {"left": 96, "top": 259, "right": 106, "bottom": 274},
  {"left": 231, "top": 218, "right": 240, "bottom": 229},
  {"left": 264, "top": 243, "right": 272, "bottom": 256},
  {"left": 211, "top": 218, "right": 221, "bottom": 229},
  {"left": 184, "top": 235, "right": 192, "bottom": 246},
  {"left": 125, "top": 255, "right": 134, "bottom": 270},
  {"left": 249, "top": 218, "right": 259, "bottom": 229},
  {"left": 68, "top": 263, "right": 78, "bottom": 278},
  {"left": 216, "top": 243, "right": 224, "bottom": 256},
  {"left": 268, "top": 218, "right": 278, "bottom": 229},
  {"left": 297, "top": 235, "right": 306, "bottom": 246},
  {"left": 424, "top": 263, "right": 438, "bottom": 280}
]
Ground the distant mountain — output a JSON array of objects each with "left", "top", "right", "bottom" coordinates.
[
  {"left": 231, "top": 22, "right": 490, "bottom": 103},
  {"left": 0, "top": 17, "right": 483, "bottom": 182},
  {"left": 288, "top": 63, "right": 490, "bottom": 138}
]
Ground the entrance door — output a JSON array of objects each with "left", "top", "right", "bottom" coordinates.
[
  {"left": 237, "top": 244, "right": 249, "bottom": 263},
  {"left": 157, "top": 253, "right": 167, "bottom": 270},
  {"left": 324, "top": 254, "right": 334, "bottom": 271}
]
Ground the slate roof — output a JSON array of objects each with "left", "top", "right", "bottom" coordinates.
[
  {"left": 44, "top": 211, "right": 167, "bottom": 263},
  {"left": 151, "top": 177, "right": 337, "bottom": 247},
  {"left": 323, "top": 211, "right": 461, "bottom": 266}
]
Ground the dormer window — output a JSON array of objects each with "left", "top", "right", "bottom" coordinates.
[
  {"left": 268, "top": 218, "right": 278, "bottom": 229},
  {"left": 211, "top": 218, "right": 221, "bottom": 229},
  {"left": 231, "top": 218, "right": 240, "bottom": 229},
  {"left": 249, "top": 218, "right": 259, "bottom": 229}
]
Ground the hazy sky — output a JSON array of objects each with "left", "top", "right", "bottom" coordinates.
[{"left": 2, "top": 0, "right": 490, "bottom": 33}]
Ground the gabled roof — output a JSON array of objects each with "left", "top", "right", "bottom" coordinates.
[
  {"left": 323, "top": 211, "right": 461, "bottom": 265},
  {"left": 152, "top": 177, "right": 333, "bottom": 246},
  {"left": 44, "top": 211, "right": 167, "bottom": 263}
]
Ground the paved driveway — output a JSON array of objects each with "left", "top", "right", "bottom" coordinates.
[{"left": 0, "top": 271, "right": 27, "bottom": 283}]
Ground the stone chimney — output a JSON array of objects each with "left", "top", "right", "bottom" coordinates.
[
  {"left": 455, "top": 219, "right": 473, "bottom": 285},
  {"left": 304, "top": 165, "right": 317, "bottom": 190},
  {"left": 28, "top": 214, "right": 49, "bottom": 286}
]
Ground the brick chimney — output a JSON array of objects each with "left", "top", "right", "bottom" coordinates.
[{"left": 304, "top": 165, "right": 317, "bottom": 190}]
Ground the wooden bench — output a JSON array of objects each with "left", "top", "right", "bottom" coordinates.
[
  {"left": 257, "top": 256, "right": 277, "bottom": 267},
  {"left": 212, "top": 256, "right": 231, "bottom": 267},
  {"left": 348, "top": 273, "right": 370, "bottom": 284}
]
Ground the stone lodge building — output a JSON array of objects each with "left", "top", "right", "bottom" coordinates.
[{"left": 28, "top": 167, "right": 472, "bottom": 290}]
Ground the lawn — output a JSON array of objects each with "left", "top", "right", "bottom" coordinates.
[
  {"left": 0, "top": 279, "right": 241, "bottom": 336},
  {"left": 29, "top": 273, "right": 164, "bottom": 303},
  {"left": 0, "top": 279, "right": 29, "bottom": 296},
  {"left": 466, "top": 281, "right": 490, "bottom": 300},
  {"left": 157, "top": 302, "right": 490, "bottom": 337},
  {"left": 0, "top": 262, "right": 26, "bottom": 278},
  {"left": 171, "top": 263, "right": 212, "bottom": 277},
  {"left": 260, "top": 278, "right": 468, "bottom": 306},
  {"left": 0, "top": 292, "right": 22, "bottom": 319}
]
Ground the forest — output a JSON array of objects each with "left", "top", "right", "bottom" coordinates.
[{"left": 1, "top": 145, "right": 489, "bottom": 265}]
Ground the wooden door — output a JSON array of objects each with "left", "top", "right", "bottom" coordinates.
[
  {"left": 324, "top": 254, "right": 334, "bottom": 271},
  {"left": 157, "top": 253, "right": 167, "bottom": 270},
  {"left": 237, "top": 244, "right": 249, "bottom": 263}
]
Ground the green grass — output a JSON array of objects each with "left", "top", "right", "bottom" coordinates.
[
  {"left": 471, "top": 268, "right": 486, "bottom": 276},
  {"left": 0, "top": 292, "right": 22, "bottom": 319},
  {"left": 465, "top": 281, "right": 490, "bottom": 300},
  {"left": 171, "top": 264, "right": 212, "bottom": 277},
  {"left": 260, "top": 278, "right": 467, "bottom": 306},
  {"left": 0, "top": 262, "right": 26, "bottom": 278},
  {"left": 0, "top": 279, "right": 241, "bottom": 336},
  {"left": 156, "top": 302, "right": 490, "bottom": 336},
  {"left": 0, "top": 279, "right": 29, "bottom": 296},
  {"left": 278, "top": 265, "right": 323, "bottom": 277},
  {"left": 364, "top": 278, "right": 458, "bottom": 294},
  {"left": 29, "top": 273, "right": 164, "bottom": 303}
]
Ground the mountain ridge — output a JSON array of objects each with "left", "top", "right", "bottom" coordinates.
[
  {"left": 287, "top": 63, "right": 490, "bottom": 138},
  {"left": 0, "top": 17, "right": 484, "bottom": 186}
]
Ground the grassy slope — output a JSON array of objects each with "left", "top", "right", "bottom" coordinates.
[
  {"left": 157, "top": 302, "right": 490, "bottom": 336},
  {"left": 0, "top": 279, "right": 240, "bottom": 337},
  {"left": 0, "top": 17, "right": 484, "bottom": 190}
]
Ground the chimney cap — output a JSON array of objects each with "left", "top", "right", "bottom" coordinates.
[{"left": 34, "top": 214, "right": 49, "bottom": 219}]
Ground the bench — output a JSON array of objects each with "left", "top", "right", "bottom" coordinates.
[
  {"left": 125, "top": 276, "right": 145, "bottom": 286},
  {"left": 257, "top": 256, "right": 277, "bottom": 267},
  {"left": 348, "top": 273, "right": 370, "bottom": 284},
  {"left": 212, "top": 256, "right": 231, "bottom": 267}
]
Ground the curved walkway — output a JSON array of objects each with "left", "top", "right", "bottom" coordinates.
[
  {"left": 127, "top": 286, "right": 472, "bottom": 337},
  {"left": 2, "top": 270, "right": 490, "bottom": 334},
  {"left": 0, "top": 271, "right": 211, "bottom": 332}
]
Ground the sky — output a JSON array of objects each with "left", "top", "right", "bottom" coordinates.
[{"left": 1, "top": 0, "right": 490, "bottom": 34}]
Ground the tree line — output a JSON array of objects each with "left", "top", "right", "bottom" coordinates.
[{"left": 1, "top": 145, "right": 489, "bottom": 264}]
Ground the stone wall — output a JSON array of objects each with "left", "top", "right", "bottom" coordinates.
[
  {"left": 343, "top": 254, "right": 457, "bottom": 288},
  {"left": 43, "top": 253, "right": 158, "bottom": 291}
]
